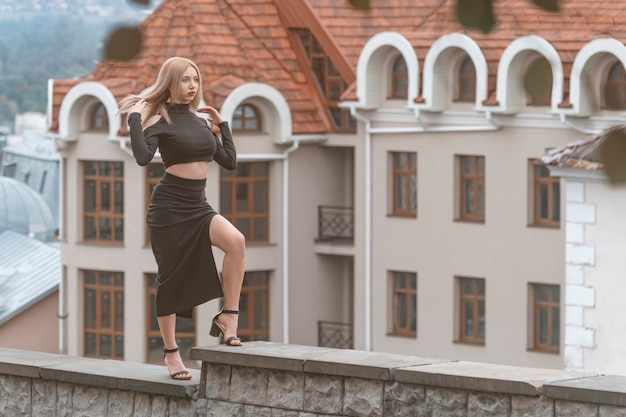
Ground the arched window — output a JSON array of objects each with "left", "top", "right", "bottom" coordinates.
[
  {"left": 604, "top": 62, "right": 626, "bottom": 110},
  {"left": 524, "top": 58, "right": 552, "bottom": 106},
  {"left": 391, "top": 56, "right": 408, "bottom": 99},
  {"left": 89, "top": 103, "right": 109, "bottom": 131},
  {"left": 232, "top": 104, "right": 262, "bottom": 132},
  {"left": 458, "top": 57, "right": 476, "bottom": 102}
]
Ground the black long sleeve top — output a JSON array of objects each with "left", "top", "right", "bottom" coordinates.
[{"left": 128, "top": 103, "right": 237, "bottom": 170}]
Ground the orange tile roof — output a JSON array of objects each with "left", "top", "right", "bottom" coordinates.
[{"left": 50, "top": 0, "right": 626, "bottom": 135}]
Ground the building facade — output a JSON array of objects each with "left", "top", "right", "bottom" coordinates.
[{"left": 48, "top": 0, "right": 626, "bottom": 373}]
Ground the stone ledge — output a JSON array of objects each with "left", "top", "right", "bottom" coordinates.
[
  {"left": 394, "top": 360, "right": 598, "bottom": 396},
  {"left": 191, "top": 341, "right": 444, "bottom": 380},
  {"left": 0, "top": 347, "right": 199, "bottom": 399},
  {"left": 544, "top": 375, "right": 626, "bottom": 407}
]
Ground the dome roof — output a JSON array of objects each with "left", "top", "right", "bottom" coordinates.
[{"left": 0, "top": 176, "right": 56, "bottom": 242}]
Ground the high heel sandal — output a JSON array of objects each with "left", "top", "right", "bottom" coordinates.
[
  {"left": 163, "top": 347, "right": 192, "bottom": 380},
  {"left": 210, "top": 309, "right": 242, "bottom": 346}
]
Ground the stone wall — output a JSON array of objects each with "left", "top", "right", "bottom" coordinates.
[{"left": 2, "top": 343, "right": 626, "bottom": 416}]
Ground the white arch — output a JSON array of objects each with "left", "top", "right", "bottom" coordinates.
[
  {"left": 356, "top": 31, "right": 419, "bottom": 109},
  {"left": 496, "top": 36, "right": 564, "bottom": 113},
  {"left": 568, "top": 38, "right": 626, "bottom": 116},
  {"left": 221, "top": 82, "right": 292, "bottom": 143},
  {"left": 58, "top": 81, "right": 120, "bottom": 140},
  {"left": 421, "top": 32, "right": 488, "bottom": 111}
]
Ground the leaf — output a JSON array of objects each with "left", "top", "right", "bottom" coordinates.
[
  {"left": 456, "top": 0, "right": 495, "bottom": 34},
  {"left": 348, "top": 0, "right": 370, "bottom": 10},
  {"left": 532, "top": 0, "right": 560, "bottom": 12},
  {"left": 599, "top": 127, "right": 626, "bottom": 183},
  {"left": 103, "top": 26, "right": 143, "bottom": 62}
]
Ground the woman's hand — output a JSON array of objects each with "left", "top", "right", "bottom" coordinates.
[
  {"left": 196, "top": 106, "right": 224, "bottom": 124},
  {"left": 130, "top": 99, "right": 147, "bottom": 115}
]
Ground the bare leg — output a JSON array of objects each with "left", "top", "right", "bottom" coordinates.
[
  {"left": 158, "top": 314, "right": 191, "bottom": 379},
  {"left": 209, "top": 215, "right": 246, "bottom": 344}
]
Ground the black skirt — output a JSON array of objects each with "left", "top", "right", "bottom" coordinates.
[{"left": 147, "top": 171, "right": 223, "bottom": 318}]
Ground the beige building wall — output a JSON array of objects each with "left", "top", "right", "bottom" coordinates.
[{"left": 0, "top": 292, "right": 59, "bottom": 353}]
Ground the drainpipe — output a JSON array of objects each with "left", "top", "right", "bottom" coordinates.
[
  {"left": 57, "top": 154, "right": 66, "bottom": 355},
  {"left": 349, "top": 108, "right": 373, "bottom": 352},
  {"left": 281, "top": 139, "right": 300, "bottom": 344}
]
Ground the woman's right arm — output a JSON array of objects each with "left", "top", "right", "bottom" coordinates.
[{"left": 128, "top": 112, "right": 159, "bottom": 166}]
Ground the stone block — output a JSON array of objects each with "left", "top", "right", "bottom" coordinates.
[
  {"left": 563, "top": 346, "right": 583, "bottom": 370},
  {"left": 32, "top": 379, "right": 56, "bottom": 417},
  {"left": 565, "top": 264, "right": 584, "bottom": 285},
  {"left": 203, "top": 363, "right": 231, "bottom": 400},
  {"left": 55, "top": 382, "right": 73, "bottom": 417},
  {"left": 244, "top": 404, "right": 273, "bottom": 416},
  {"left": 71, "top": 385, "right": 108, "bottom": 417},
  {"left": 170, "top": 396, "right": 207, "bottom": 416},
  {"left": 132, "top": 392, "right": 152, "bottom": 416},
  {"left": 267, "top": 370, "right": 304, "bottom": 409},
  {"left": 564, "top": 326, "right": 594, "bottom": 348},
  {"left": 566, "top": 182, "right": 584, "bottom": 203},
  {"left": 343, "top": 377, "right": 384, "bottom": 417},
  {"left": 107, "top": 389, "right": 135, "bottom": 417},
  {"left": 566, "top": 285, "right": 595, "bottom": 308},
  {"left": 510, "top": 395, "right": 554, "bottom": 417},
  {"left": 566, "top": 203, "right": 595, "bottom": 224},
  {"left": 206, "top": 399, "right": 244, "bottom": 416},
  {"left": 271, "top": 408, "right": 301, "bottom": 417},
  {"left": 544, "top": 375, "right": 626, "bottom": 407},
  {"left": 565, "top": 306, "right": 583, "bottom": 327},
  {"left": 151, "top": 395, "right": 170, "bottom": 417},
  {"left": 303, "top": 373, "right": 343, "bottom": 414},
  {"left": 383, "top": 381, "right": 424, "bottom": 417},
  {"left": 566, "top": 222, "right": 584, "bottom": 244},
  {"left": 230, "top": 365, "right": 268, "bottom": 406},
  {"left": 423, "top": 387, "right": 467, "bottom": 417},
  {"left": 555, "top": 400, "right": 598, "bottom": 417},
  {"left": 600, "top": 405, "right": 626, "bottom": 417},
  {"left": 566, "top": 244, "right": 595, "bottom": 266},
  {"left": 0, "top": 374, "right": 31, "bottom": 416},
  {"left": 467, "top": 391, "right": 511, "bottom": 417}
]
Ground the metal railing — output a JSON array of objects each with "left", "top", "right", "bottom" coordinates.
[
  {"left": 318, "top": 321, "right": 354, "bottom": 349},
  {"left": 318, "top": 205, "right": 354, "bottom": 241}
]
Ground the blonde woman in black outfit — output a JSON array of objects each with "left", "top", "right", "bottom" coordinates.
[{"left": 119, "top": 57, "right": 245, "bottom": 380}]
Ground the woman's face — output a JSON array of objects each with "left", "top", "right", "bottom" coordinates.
[{"left": 173, "top": 65, "right": 199, "bottom": 103}]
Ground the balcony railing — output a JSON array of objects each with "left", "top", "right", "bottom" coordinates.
[
  {"left": 318, "top": 320, "right": 354, "bottom": 349},
  {"left": 318, "top": 205, "right": 353, "bottom": 241}
]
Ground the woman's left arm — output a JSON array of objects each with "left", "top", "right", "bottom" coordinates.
[{"left": 213, "top": 121, "right": 237, "bottom": 170}]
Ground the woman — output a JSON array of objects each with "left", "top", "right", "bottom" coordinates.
[{"left": 119, "top": 57, "right": 245, "bottom": 381}]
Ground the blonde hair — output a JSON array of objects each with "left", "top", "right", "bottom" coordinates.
[{"left": 118, "top": 57, "right": 202, "bottom": 128}]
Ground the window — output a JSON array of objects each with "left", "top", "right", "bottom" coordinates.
[
  {"left": 232, "top": 104, "right": 262, "bottom": 132},
  {"left": 2, "top": 162, "right": 16, "bottom": 178},
  {"left": 457, "top": 277, "right": 485, "bottom": 345},
  {"left": 390, "top": 271, "right": 417, "bottom": 337},
  {"left": 391, "top": 56, "right": 408, "bottom": 99},
  {"left": 294, "top": 29, "right": 356, "bottom": 132},
  {"left": 84, "top": 270, "right": 124, "bottom": 359},
  {"left": 458, "top": 57, "right": 476, "bottom": 102},
  {"left": 145, "top": 163, "right": 165, "bottom": 244},
  {"left": 532, "top": 161, "right": 560, "bottom": 227},
  {"left": 89, "top": 103, "right": 109, "bottom": 131},
  {"left": 237, "top": 271, "right": 270, "bottom": 342},
  {"left": 530, "top": 283, "right": 560, "bottom": 353},
  {"left": 145, "top": 273, "right": 196, "bottom": 363},
  {"left": 83, "top": 161, "right": 124, "bottom": 243},
  {"left": 391, "top": 152, "right": 417, "bottom": 217},
  {"left": 605, "top": 62, "right": 626, "bottom": 110},
  {"left": 524, "top": 57, "right": 552, "bottom": 106},
  {"left": 220, "top": 162, "right": 269, "bottom": 243},
  {"left": 458, "top": 155, "right": 485, "bottom": 222}
]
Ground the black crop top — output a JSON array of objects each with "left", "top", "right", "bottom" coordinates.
[{"left": 128, "top": 103, "right": 237, "bottom": 170}]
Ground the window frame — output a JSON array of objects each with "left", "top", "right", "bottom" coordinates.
[
  {"left": 530, "top": 283, "right": 560, "bottom": 353},
  {"left": 458, "top": 155, "right": 485, "bottom": 223},
  {"left": 390, "top": 271, "right": 417, "bottom": 338},
  {"left": 390, "top": 55, "right": 408, "bottom": 99},
  {"left": 232, "top": 103, "right": 262, "bottom": 132},
  {"left": 532, "top": 160, "right": 560, "bottom": 228},
  {"left": 83, "top": 270, "right": 124, "bottom": 359},
  {"left": 390, "top": 151, "right": 417, "bottom": 217},
  {"left": 89, "top": 103, "right": 109, "bottom": 131},
  {"left": 220, "top": 161, "right": 270, "bottom": 244},
  {"left": 457, "top": 276, "right": 486, "bottom": 345},
  {"left": 83, "top": 161, "right": 124, "bottom": 244},
  {"left": 457, "top": 56, "right": 476, "bottom": 103}
]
